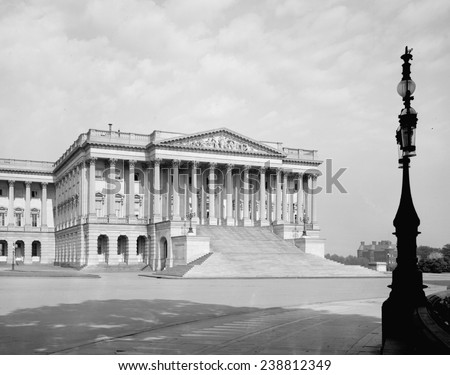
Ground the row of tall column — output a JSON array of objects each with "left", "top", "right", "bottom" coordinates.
[
  {"left": 55, "top": 158, "right": 318, "bottom": 227},
  {"left": 147, "top": 160, "right": 318, "bottom": 226},
  {"left": 6, "top": 180, "right": 47, "bottom": 227}
]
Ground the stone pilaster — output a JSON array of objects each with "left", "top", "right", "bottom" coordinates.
[{"left": 41, "top": 182, "right": 48, "bottom": 227}]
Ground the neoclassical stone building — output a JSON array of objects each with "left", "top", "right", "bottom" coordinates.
[{"left": 0, "top": 127, "right": 323, "bottom": 269}]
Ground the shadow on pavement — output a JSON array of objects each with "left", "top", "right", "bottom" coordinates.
[{"left": 0, "top": 298, "right": 381, "bottom": 355}]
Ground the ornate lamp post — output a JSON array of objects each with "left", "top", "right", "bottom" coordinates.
[
  {"left": 187, "top": 211, "right": 196, "bottom": 234},
  {"left": 381, "top": 47, "right": 427, "bottom": 349},
  {"left": 11, "top": 241, "right": 16, "bottom": 271},
  {"left": 302, "top": 208, "right": 309, "bottom": 237}
]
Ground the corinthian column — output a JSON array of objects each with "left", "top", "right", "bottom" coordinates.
[
  {"left": 127, "top": 160, "right": 136, "bottom": 219},
  {"left": 258, "top": 167, "right": 268, "bottom": 226},
  {"left": 296, "top": 173, "right": 303, "bottom": 224},
  {"left": 41, "top": 182, "right": 48, "bottom": 227},
  {"left": 88, "top": 158, "right": 97, "bottom": 217},
  {"left": 242, "top": 166, "right": 252, "bottom": 226},
  {"left": 190, "top": 161, "right": 199, "bottom": 224},
  {"left": 282, "top": 171, "right": 288, "bottom": 223},
  {"left": 274, "top": 169, "right": 283, "bottom": 224},
  {"left": 208, "top": 162, "right": 217, "bottom": 225},
  {"left": 108, "top": 158, "right": 117, "bottom": 219},
  {"left": 225, "top": 164, "right": 234, "bottom": 226},
  {"left": 8, "top": 180, "right": 15, "bottom": 226},
  {"left": 311, "top": 174, "right": 319, "bottom": 229},
  {"left": 152, "top": 159, "right": 162, "bottom": 222},
  {"left": 25, "top": 181, "right": 31, "bottom": 227},
  {"left": 171, "top": 160, "right": 181, "bottom": 221}
]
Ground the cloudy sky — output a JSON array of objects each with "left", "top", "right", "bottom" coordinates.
[{"left": 1, "top": 0, "right": 449, "bottom": 255}]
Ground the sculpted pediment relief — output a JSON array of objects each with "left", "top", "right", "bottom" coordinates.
[
  {"left": 158, "top": 129, "right": 282, "bottom": 156},
  {"left": 175, "top": 135, "right": 258, "bottom": 152}
]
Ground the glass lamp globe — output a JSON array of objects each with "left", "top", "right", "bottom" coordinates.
[{"left": 397, "top": 79, "right": 416, "bottom": 98}]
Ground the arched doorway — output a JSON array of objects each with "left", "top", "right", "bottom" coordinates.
[
  {"left": 32, "top": 241, "right": 41, "bottom": 262},
  {"left": 15, "top": 240, "right": 24, "bottom": 262},
  {"left": 97, "top": 235, "right": 109, "bottom": 263},
  {"left": 0, "top": 240, "right": 7, "bottom": 262},
  {"left": 160, "top": 237, "right": 168, "bottom": 270},
  {"left": 118, "top": 235, "right": 128, "bottom": 263},
  {"left": 136, "top": 236, "right": 146, "bottom": 263}
]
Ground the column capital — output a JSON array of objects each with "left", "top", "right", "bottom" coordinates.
[
  {"left": 226, "top": 163, "right": 234, "bottom": 172},
  {"left": 191, "top": 160, "right": 199, "bottom": 169},
  {"left": 209, "top": 162, "right": 218, "bottom": 169},
  {"left": 41, "top": 182, "right": 48, "bottom": 187},
  {"left": 172, "top": 159, "right": 181, "bottom": 168},
  {"left": 89, "top": 157, "right": 97, "bottom": 165},
  {"left": 242, "top": 165, "right": 251, "bottom": 171},
  {"left": 129, "top": 159, "right": 136, "bottom": 168},
  {"left": 109, "top": 158, "right": 117, "bottom": 167},
  {"left": 259, "top": 166, "right": 266, "bottom": 174},
  {"left": 25, "top": 181, "right": 32, "bottom": 187},
  {"left": 8, "top": 180, "right": 15, "bottom": 186},
  {"left": 153, "top": 158, "right": 162, "bottom": 167}
]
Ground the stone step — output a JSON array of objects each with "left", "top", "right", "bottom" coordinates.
[
  {"left": 153, "top": 252, "right": 213, "bottom": 277},
  {"left": 182, "top": 226, "right": 386, "bottom": 278}
]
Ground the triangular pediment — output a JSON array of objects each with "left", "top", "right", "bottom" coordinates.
[{"left": 156, "top": 128, "right": 284, "bottom": 156}]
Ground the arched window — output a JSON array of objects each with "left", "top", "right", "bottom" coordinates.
[{"left": 32, "top": 241, "right": 41, "bottom": 257}]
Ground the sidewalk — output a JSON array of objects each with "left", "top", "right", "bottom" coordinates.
[{"left": 0, "top": 264, "right": 99, "bottom": 278}]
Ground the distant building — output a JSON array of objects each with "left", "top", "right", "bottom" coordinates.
[{"left": 357, "top": 240, "right": 397, "bottom": 270}]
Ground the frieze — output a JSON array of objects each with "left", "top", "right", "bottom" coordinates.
[{"left": 172, "top": 135, "right": 259, "bottom": 153}]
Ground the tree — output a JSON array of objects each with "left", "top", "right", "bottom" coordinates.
[
  {"left": 417, "top": 246, "right": 440, "bottom": 260},
  {"left": 442, "top": 244, "right": 450, "bottom": 259}
]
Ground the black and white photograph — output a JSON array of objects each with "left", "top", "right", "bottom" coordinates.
[{"left": 0, "top": 0, "right": 449, "bottom": 372}]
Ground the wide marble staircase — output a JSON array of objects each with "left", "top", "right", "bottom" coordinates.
[{"left": 160, "top": 226, "right": 388, "bottom": 278}]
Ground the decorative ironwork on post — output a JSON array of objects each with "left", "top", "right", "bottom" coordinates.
[{"left": 381, "top": 46, "right": 427, "bottom": 351}]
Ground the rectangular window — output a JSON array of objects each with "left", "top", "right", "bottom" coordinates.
[
  {"left": 0, "top": 189, "right": 3, "bottom": 196},
  {"left": 0, "top": 213, "right": 5, "bottom": 226},
  {"left": 95, "top": 169, "right": 103, "bottom": 179},
  {"left": 31, "top": 190, "right": 38, "bottom": 198},
  {"left": 31, "top": 214, "right": 38, "bottom": 227},
  {"left": 95, "top": 200, "right": 104, "bottom": 217},
  {"left": 15, "top": 213, "right": 22, "bottom": 226}
]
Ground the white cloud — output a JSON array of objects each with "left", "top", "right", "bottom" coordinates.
[{"left": 0, "top": 0, "right": 449, "bottom": 253}]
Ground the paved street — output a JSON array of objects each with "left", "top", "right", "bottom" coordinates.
[{"left": 0, "top": 271, "right": 447, "bottom": 355}]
